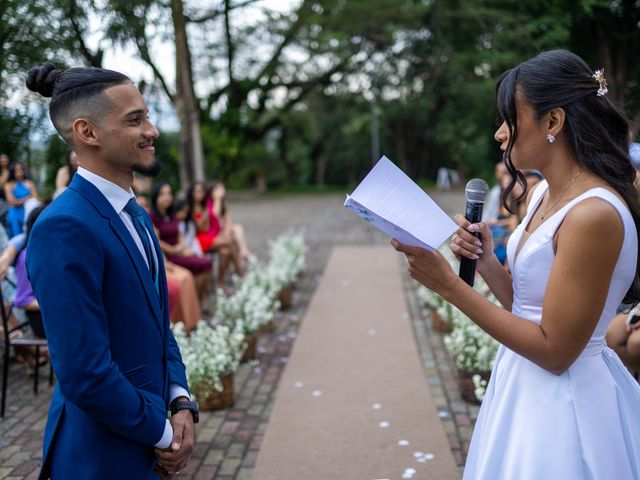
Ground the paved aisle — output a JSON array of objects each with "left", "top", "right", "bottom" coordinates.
[{"left": 252, "top": 246, "right": 458, "bottom": 480}]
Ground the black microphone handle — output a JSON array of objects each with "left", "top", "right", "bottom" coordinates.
[{"left": 458, "top": 201, "right": 483, "bottom": 287}]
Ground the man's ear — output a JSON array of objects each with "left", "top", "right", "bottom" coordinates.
[
  {"left": 546, "top": 107, "right": 566, "bottom": 138},
  {"left": 72, "top": 118, "right": 100, "bottom": 148}
]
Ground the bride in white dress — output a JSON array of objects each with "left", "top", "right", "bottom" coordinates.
[{"left": 393, "top": 49, "right": 640, "bottom": 479}]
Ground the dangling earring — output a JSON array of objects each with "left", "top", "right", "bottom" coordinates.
[{"left": 546, "top": 133, "right": 556, "bottom": 143}]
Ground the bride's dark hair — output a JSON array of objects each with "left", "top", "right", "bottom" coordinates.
[
  {"left": 496, "top": 49, "right": 640, "bottom": 304},
  {"left": 26, "top": 62, "right": 131, "bottom": 145}
]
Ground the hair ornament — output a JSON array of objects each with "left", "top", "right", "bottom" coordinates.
[{"left": 592, "top": 69, "right": 608, "bottom": 97}]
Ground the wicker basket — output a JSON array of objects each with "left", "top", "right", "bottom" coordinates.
[
  {"left": 260, "top": 320, "right": 276, "bottom": 333},
  {"left": 241, "top": 333, "right": 259, "bottom": 362},
  {"left": 430, "top": 309, "right": 452, "bottom": 333},
  {"left": 278, "top": 284, "right": 294, "bottom": 310},
  {"left": 457, "top": 368, "right": 491, "bottom": 404},
  {"left": 198, "top": 373, "right": 235, "bottom": 411}
]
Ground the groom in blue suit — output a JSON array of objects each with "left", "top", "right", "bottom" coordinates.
[{"left": 25, "top": 63, "right": 197, "bottom": 478}]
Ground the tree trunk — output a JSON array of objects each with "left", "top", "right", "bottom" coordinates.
[{"left": 171, "top": 0, "right": 204, "bottom": 189}]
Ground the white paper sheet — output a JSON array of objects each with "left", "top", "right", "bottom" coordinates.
[{"left": 344, "top": 156, "right": 458, "bottom": 250}]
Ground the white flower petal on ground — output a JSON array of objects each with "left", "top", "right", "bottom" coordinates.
[
  {"left": 311, "top": 390, "right": 322, "bottom": 397},
  {"left": 413, "top": 452, "right": 424, "bottom": 459},
  {"left": 294, "top": 381, "right": 304, "bottom": 389},
  {"left": 378, "top": 421, "right": 390, "bottom": 428},
  {"left": 398, "top": 440, "right": 410, "bottom": 446},
  {"left": 424, "top": 453, "right": 434, "bottom": 461},
  {"left": 402, "top": 467, "right": 417, "bottom": 479},
  {"left": 372, "top": 403, "right": 382, "bottom": 410}
]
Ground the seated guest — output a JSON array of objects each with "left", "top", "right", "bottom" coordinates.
[
  {"left": 606, "top": 308, "right": 640, "bottom": 373},
  {"left": 209, "top": 181, "right": 253, "bottom": 261},
  {"left": 0, "top": 223, "right": 47, "bottom": 371},
  {"left": 4, "top": 163, "right": 40, "bottom": 237},
  {"left": 187, "top": 181, "right": 243, "bottom": 287},
  {"left": 173, "top": 198, "right": 203, "bottom": 256},
  {"left": 53, "top": 150, "right": 78, "bottom": 199},
  {"left": 14, "top": 207, "right": 46, "bottom": 337},
  {"left": 149, "top": 182, "right": 212, "bottom": 300},
  {"left": 165, "top": 259, "right": 201, "bottom": 331}
]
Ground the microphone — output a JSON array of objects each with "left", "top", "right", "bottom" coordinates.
[{"left": 459, "top": 178, "right": 489, "bottom": 287}]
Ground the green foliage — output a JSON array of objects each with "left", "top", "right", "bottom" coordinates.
[
  {"left": 2, "top": 0, "right": 640, "bottom": 191},
  {"left": 152, "top": 130, "right": 181, "bottom": 191},
  {"left": 41, "top": 134, "right": 68, "bottom": 199},
  {"left": 0, "top": 110, "right": 32, "bottom": 160}
]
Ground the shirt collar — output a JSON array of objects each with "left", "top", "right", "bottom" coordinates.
[{"left": 76, "top": 167, "right": 135, "bottom": 215}]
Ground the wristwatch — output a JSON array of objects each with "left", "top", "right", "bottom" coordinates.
[{"left": 170, "top": 400, "right": 200, "bottom": 424}]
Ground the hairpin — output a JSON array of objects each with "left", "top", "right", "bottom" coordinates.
[{"left": 592, "top": 69, "right": 608, "bottom": 97}]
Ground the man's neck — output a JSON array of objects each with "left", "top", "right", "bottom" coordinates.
[{"left": 77, "top": 160, "right": 133, "bottom": 192}]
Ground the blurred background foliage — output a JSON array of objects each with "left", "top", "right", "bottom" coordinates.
[{"left": 1, "top": 0, "right": 639, "bottom": 193}]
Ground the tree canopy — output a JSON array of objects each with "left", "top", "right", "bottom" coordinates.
[{"left": 1, "top": 0, "right": 639, "bottom": 191}]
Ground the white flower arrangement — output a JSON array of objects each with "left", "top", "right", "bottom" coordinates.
[
  {"left": 266, "top": 231, "right": 306, "bottom": 290},
  {"left": 443, "top": 304, "right": 499, "bottom": 373},
  {"left": 473, "top": 374, "right": 489, "bottom": 402},
  {"left": 172, "top": 321, "right": 246, "bottom": 397},
  {"left": 421, "top": 244, "right": 501, "bottom": 401},
  {"left": 214, "top": 262, "right": 280, "bottom": 336}
]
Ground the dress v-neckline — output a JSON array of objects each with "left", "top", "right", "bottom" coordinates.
[{"left": 513, "top": 185, "right": 548, "bottom": 264}]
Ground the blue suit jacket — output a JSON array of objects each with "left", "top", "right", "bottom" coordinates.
[{"left": 27, "top": 175, "right": 189, "bottom": 479}]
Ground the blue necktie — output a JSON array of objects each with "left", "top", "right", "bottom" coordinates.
[{"left": 124, "top": 198, "right": 157, "bottom": 284}]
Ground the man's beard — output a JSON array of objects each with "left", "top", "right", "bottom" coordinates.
[{"left": 133, "top": 158, "right": 162, "bottom": 177}]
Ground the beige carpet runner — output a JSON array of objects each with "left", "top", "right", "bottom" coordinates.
[{"left": 252, "top": 246, "right": 458, "bottom": 480}]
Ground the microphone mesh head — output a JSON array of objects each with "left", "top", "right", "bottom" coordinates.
[{"left": 465, "top": 178, "right": 489, "bottom": 203}]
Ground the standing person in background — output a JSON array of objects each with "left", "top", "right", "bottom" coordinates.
[
  {"left": 25, "top": 62, "right": 196, "bottom": 479},
  {"left": 393, "top": 50, "right": 640, "bottom": 478},
  {"left": 4, "top": 162, "right": 39, "bottom": 237},
  {"left": 53, "top": 150, "right": 78, "bottom": 199},
  {"left": 150, "top": 182, "right": 213, "bottom": 301},
  {"left": 0, "top": 154, "right": 10, "bottom": 201}
]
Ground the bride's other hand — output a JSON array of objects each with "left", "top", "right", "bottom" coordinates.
[
  {"left": 451, "top": 214, "right": 494, "bottom": 267},
  {"left": 391, "top": 239, "right": 460, "bottom": 298}
]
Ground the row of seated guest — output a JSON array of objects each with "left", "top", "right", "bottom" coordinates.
[{"left": 149, "top": 182, "right": 213, "bottom": 300}]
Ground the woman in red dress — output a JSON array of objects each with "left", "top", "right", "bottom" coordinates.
[{"left": 187, "top": 180, "right": 243, "bottom": 288}]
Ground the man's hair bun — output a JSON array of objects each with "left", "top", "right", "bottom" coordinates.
[{"left": 26, "top": 62, "right": 63, "bottom": 98}]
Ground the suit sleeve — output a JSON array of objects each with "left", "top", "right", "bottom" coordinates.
[
  {"left": 26, "top": 214, "right": 167, "bottom": 446},
  {"left": 157, "top": 256, "right": 189, "bottom": 395}
]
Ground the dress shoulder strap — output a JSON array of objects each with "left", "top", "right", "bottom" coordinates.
[
  {"left": 549, "top": 187, "right": 636, "bottom": 239},
  {"left": 525, "top": 180, "right": 548, "bottom": 217}
]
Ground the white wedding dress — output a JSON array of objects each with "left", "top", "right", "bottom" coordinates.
[{"left": 463, "top": 181, "right": 640, "bottom": 479}]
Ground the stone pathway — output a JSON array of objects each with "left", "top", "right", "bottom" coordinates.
[{"left": 0, "top": 189, "right": 475, "bottom": 480}]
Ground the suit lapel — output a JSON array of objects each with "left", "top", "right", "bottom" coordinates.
[{"left": 69, "top": 175, "right": 164, "bottom": 338}]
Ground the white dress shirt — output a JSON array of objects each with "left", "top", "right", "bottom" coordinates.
[{"left": 76, "top": 167, "right": 189, "bottom": 449}]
